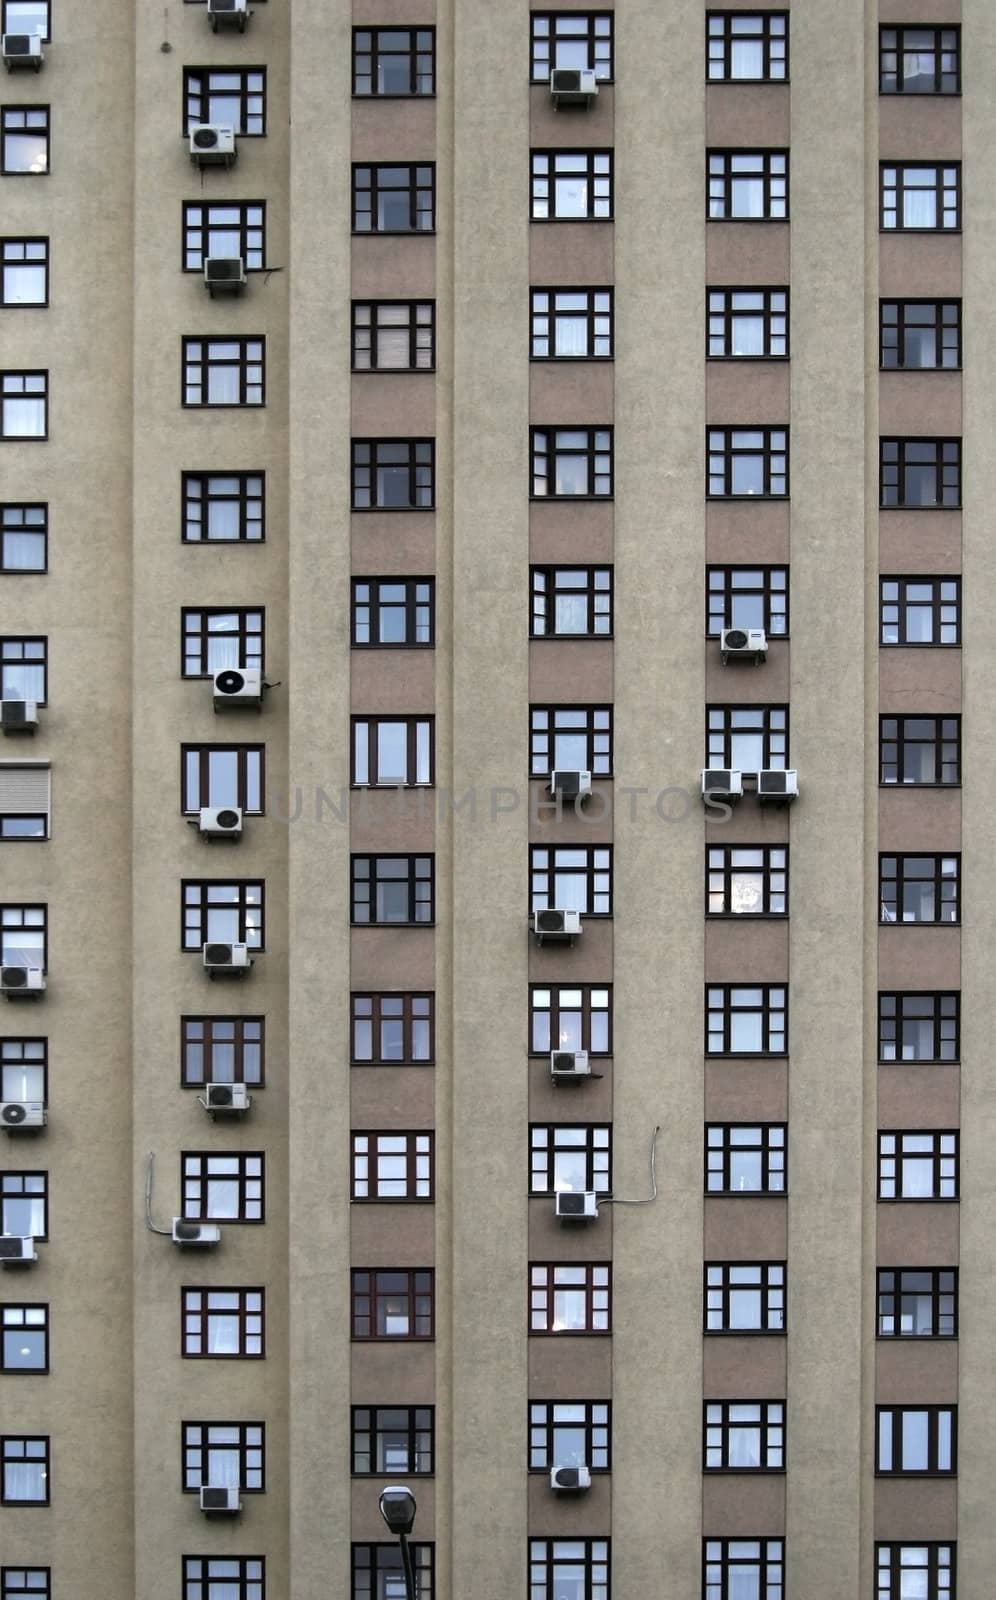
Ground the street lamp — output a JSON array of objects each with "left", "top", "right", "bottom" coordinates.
[{"left": 379, "top": 1484, "right": 417, "bottom": 1600}]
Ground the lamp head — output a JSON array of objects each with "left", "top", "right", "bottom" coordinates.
[{"left": 379, "top": 1485, "right": 417, "bottom": 1537}]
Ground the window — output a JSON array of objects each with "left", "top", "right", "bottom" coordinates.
[
  {"left": 531, "top": 427, "right": 613, "bottom": 498},
  {"left": 182, "top": 609, "right": 264, "bottom": 676},
  {"left": 530, "top": 845, "right": 612, "bottom": 916},
  {"left": 880, "top": 301, "right": 960, "bottom": 370},
  {"left": 707, "top": 428, "right": 787, "bottom": 496},
  {"left": 1, "top": 1039, "right": 46, "bottom": 1104},
  {"left": 529, "top": 1540, "right": 609, "bottom": 1600},
  {"left": 183, "top": 201, "right": 265, "bottom": 271},
  {"left": 878, "top": 1132, "right": 958, "bottom": 1200},
  {"left": 877, "top": 1269, "right": 957, "bottom": 1338},
  {"left": 1, "top": 505, "right": 46, "bottom": 572},
  {"left": 182, "top": 1287, "right": 264, "bottom": 1357},
  {"left": 182, "top": 474, "right": 264, "bottom": 544},
  {"left": 705, "top": 1263, "right": 785, "bottom": 1333},
  {"left": 182, "top": 746, "right": 264, "bottom": 814},
  {"left": 706, "top": 706, "right": 788, "bottom": 772},
  {"left": 0, "top": 764, "right": 49, "bottom": 839},
  {"left": 880, "top": 26, "right": 959, "bottom": 93},
  {"left": 707, "top": 13, "right": 787, "bottom": 81},
  {"left": 352, "top": 1545, "right": 433, "bottom": 1600},
  {"left": 351, "top": 855, "right": 434, "bottom": 925},
  {"left": 1, "top": 1305, "right": 47, "bottom": 1372},
  {"left": 352, "top": 302, "right": 435, "bottom": 371},
  {"left": 351, "top": 1269, "right": 434, "bottom": 1339},
  {"left": 352, "top": 165, "right": 434, "bottom": 233},
  {"left": 0, "top": 1173, "right": 46, "bottom": 1237},
  {"left": 531, "top": 288, "right": 613, "bottom": 359},
  {"left": 876, "top": 1545, "right": 955, "bottom": 1600},
  {"left": 707, "top": 847, "right": 787, "bottom": 916},
  {"left": 531, "top": 150, "right": 612, "bottom": 220},
  {"left": 352, "top": 717, "right": 433, "bottom": 787},
  {"left": 530, "top": 1125, "right": 611, "bottom": 1195},
  {"left": 351, "top": 440, "right": 434, "bottom": 510},
  {"left": 182, "top": 1422, "right": 264, "bottom": 1492},
  {"left": 352, "top": 580, "right": 434, "bottom": 648},
  {"left": 351, "top": 1132, "right": 433, "bottom": 1201},
  {"left": 0, "top": 373, "right": 46, "bottom": 439},
  {"left": 1, "top": 108, "right": 48, "bottom": 175},
  {"left": 878, "top": 993, "right": 959, "bottom": 1063},
  {"left": 530, "top": 1263, "right": 610, "bottom": 1333},
  {"left": 0, "top": 1438, "right": 48, "bottom": 1504},
  {"left": 182, "top": 337, "right": 264, "bottom": 407},
  {"left": 706, "top": 567, "right": 788, "bottom": 637},
  {"left": 183, "top": 67, "right": 266, "bottom": 135},
  {"left": 182, "top": 1558, "right": 264, "bottom": 1600},
  {"left": 182, "top": 1017, "right": 264, "bottom": 1088},
  {"left": 353, "top": 27, "right": 435, "bottom": 96},
  {"left": 182, "top": 1152, "right": 264, "bottom": 1222},
  {"left": 531, "top": 567, "right": 612, "bottom": 637},
  {"left": 0, "top": 1571, "right": 50, "bottom": 1600},
  {"left": 881, "top": 439, "right": 960, "bottom": 509},
  {"left": 704, "top": 1540, "right": 784, "bottom": 1600},
  {"left": 708, "top": 151, "right": 787, "bottom": 220},
  {"left": 1, "top": 0, "right": 49, "bottom": 39},
  {"left": 707, "top": 288, "right": 787, "bottom": 358},
  {"left": 531, "top": 13, "right": 613, "bottom": 81},
  {"left": 1, "top": 639, "right": 46, "bottom": 703},
  {"left": 881, "top": 164, "right": 959, "bottom": 231},
  {"left": 351, "top": 994, "right": 434, "bottom": 1065},
  {"left": 0, "top": 906, "right": 46, "bottom": 970},
  {"left": 352, "top": 1408, "right": 434, "bottom": 1475},
  {"left": 705, "top": 1401, "right": 784, "bottom": 1470},
  {"left": 706, "top": 1125, "right": 786, "bottom": 1193},
  {"left": 530, "top": 707, "right": 612, "bottom": 779},
  {"left": 0, "top": 240, "right": 47, "bottom": 307},
  {"left": 529, "top": 1402, "right": 610, "bottom": 1472},
  {"left": 879, "top": 855, "right": 959, "bottom": 924},
  {"left": 530, "top": 986, "right": 611, "bottom": 1056},
  {"left": 880, "top": 578, "right": 959, "bottom": 646},
  {"left": 877, "top": 1407, "right": 956, "bottom": 1475},
  {"left": 880, "top": 717, "right": 960, "bottom": 785},
  {"left": 182, "top": 881, "right": 264, "bottom": 949}
]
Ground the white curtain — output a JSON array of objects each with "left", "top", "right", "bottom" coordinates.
[
  {"left": 903, "top": 188, "right": 937, "bottom": 227},
  {"left": 4, "top": 1461, "right": 43, "bottom": 1501}
]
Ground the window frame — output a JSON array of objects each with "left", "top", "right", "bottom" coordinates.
[
  {"left": 530, "top": 148, "right": 614, "bottom": 222},
  {"left": 0, "top": 1570, "right": 51, "bottom": 1600},
  {"left": 877, "top": 1130, "right": 959, "bottom": 1201},
  {"left": 182, "top": 200, "right": 265, "bottom": 272},
  {"left": 880, "top": 437, "right": 961, "bottom": 509},
  {"left": 706, "top": 704, "right": 788, "bottom": 772},
  {"left": 181, "top": 1557, "right": 265, "bottom": 1600},
  {"left": 530, "top": 12, "right": 614, "bottom": 82},
  {"left": 529, "top": 983, "right": 612, "bottom": 1057},
  {"left": 350, "top": 1131, "right": 434, "bottom": 1202},
  {"left": 706, "top": 565, "right": 788, "bottom": 638},
  {"left": 0, "top": 504, "right": 47, "bottom": 573},
  {"left": 351, "top": 300, "right": 436, "bottom": 373},
  {"left": 530, "top": 566, "right": 613, "bottom": 638},
  {"left": 181, "top": 472, "right": 265, "bottom": 545},
  {"left": 879, "top": 25, "right": 960, "bottom": 94},
  {"left": 705, "top": 1123, "right": 787, "bottom": 1194},
  {"left": 0, "top": 371, "right": 47, "bottom": 440},
  {"left": 0, "top": 904, "right": 47, "bottom": 972},
  {"left": 530, "top": 844, "right": 613, "bottom": 917},
  {"left": 707, "top": 149, "right": 788, "bottom": 221},
  {"left": 181, "top": 744, "right": 265, "bottom": 815},
  {"left": 530, "top": 287, "right": 614, "bottom": 361},
  {"left": 704, "top": 1539, "right": 784, "bottom": 1600},
  {"left": 877, "top": 992, "right": 959, "bottom": 1064},
  {"left": 350, "top": 992, "right": 435, "bottom": 1066},
  {"left": 181, "top": 879, "right": 265, "bottom": 950},
  {"left": 0, "top": 106, "right": 49, "bottom": 177},
  {"left": 183, "top": 66, "right": 266, "bottom": 136},
  {"left": 704, "top": 1262, "right": 786, "bottom": 1335},
  {"left": 879, "top": 716, "right": 960, "bottom": 786},
  {"left": 879, "top": 854, "right": 960, "bottom": 925},
  {"left": 0, "top": 238, "right": 48, "bottom": 308},
  {"left": 528, "top": 1399, "right": 611, "bottom": 1472},
  {"left": 707, "top": 286, "right": 788, "bottom": 359},
  {"left": 350, "top": 854, "right": 435, "bottom": 927},
  {"left": 351, "top": 579, "right": 435, "bottom": 648},
  {"left": 350, "top": 439, "right": 435, "bottom": 511},
  {"left": 880, "top": 299, "right": 961, "bottom": 370},
  {"left": 704, "top": 1399, "right": 785, "bottom": 1472},
  {"left": 879, "top": 577, "right": 960, "bottom": 647},
  {"left": 707, "top": 427, "right": 788, "bottom": 498},
  {"left": 351, "top": 1544, "right": 434, "bottom": 1600},
  {"left": 0, "top": 0, "right": 50, "bottom": 40},
  {"left": 181, "top": 336, "right": 265, "bottom": 408},
  {"left": 352, "top": 715, "right": 435, "bottom": 788},
  {"left": 181, "top": 1016, "right": 265, "bottom": 1089},
  {"left": 706, "top": 845, "right": 788, "bottom": 917},
  {"left": 352, "top": 26, "right": 436, "bottom": 97},
  {"left": 0, "top": 1436, "right": 49, "bottom": 1505},
  {"left": 531, "top": 426, "right": 613, "bottom": 499},
  {"left": 529, "top": 1539, "right": 609, "bottom": 1600},
  {"left": 529, "top": 1123, "right": 612, "bottom": 1196},
  {"left": 0, "top": 1171, "right": 47, "bottom": 1239},
  {"left": 181, "top": 1150, "right": 265, "bottom": 1223},
  {"left": 0, "top": 1303, "right": 48, "bottom": 1373},
  {"left": 0, "top": 763, "right": 50, "bottom": 842},
  {"left": 351, "top": 1406, "right": 435, "bottom": 1476},
  {"left": 181, "top": 607, "right": 264, "bottom": 677},
  {"left": 530, "top": 705, "right": 613, "bottom": 779},
  {"left": 876, "top": 1268, "right": 958, "bottom": 1339},
  {"left": 351, "top": 1268, "right": 435, "bottom": 1341},
  {"left": 706, "top": 12, "right": 788, "bottom": 82},
  {"left": 529, "top": 1261, "right": 611, "bottom": 1335},
  {"left": 880, "top": 162, "right": 961, "bottom": 232},
  {"left": 0, "top": 1037, "right": 47, "bottom": 1106},
  {"left": 351, "top": 163, "right": 436, "bottom": 234},
  {"left": 875, "top": 1544, "right": 956, "bottom": 1600},
  {"left": 876, "top": 1405, "right": 957, "bottom": 1476},
  {"left": 181, "top": 1421, "right": 265, "bottom": 1494},
  {"left": 181, "top": 1286, "right": 265, "bottom": 1359}
]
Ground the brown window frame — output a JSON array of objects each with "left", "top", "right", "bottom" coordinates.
[
  {"left": 181, "top": 744, "right": 266, "bottom": 813},
  {"left": 879, "top": 26, "right": 960, "bottom": 94},
  {"left": 181, "top": 472, "right": 265, "bottom": 544},
  {"left": 351, "top": 579, "right": 434, "bottom": 646},
  {"left": 351, "top": 1406, "right": 435, "bottom": 1476},
  {"left": 877, "top": 1130, "right": 959, "bottom": 1200},
  {"left": 707, "top": 426, "right": 788, "bottom": 497},
  {"left": 707, "top": 287, "right": 788, "bottom": 358},
  {"left": 181, "top": 1016, "right": 265, "bottom": 1088},
  {"left": 0, "top": 371, "right": 47, "bottom": 440},
  {"left": 181, "top": 1286, "right": 265, "bottom": 1358},
  {"left": 350, "top": 992, "right": 434, "bottom": 1065},
  {"left": 181, "top": 607, "right": 264, "bottom": 677},
  {"left": 351, "top": 1269, "right": 435, "bottom": 1341},
  {"left": 529, "top": 844, "right": 612, "bottom": 916},
  {"left": 706, "top": 985, "right": 787, "bottom": 1055},
  {"left": 529, "top": 1540, "right": 609, "bottom": 1599},
  {"left": 528, "top": 1400, "right": 611, "bottom": 1471},
  {"left": 351, "top": 715, "right": 434, "bottom": 787},
  {"left": 879, "top": 853, "right": 960, "bottom": 925},
  {"left": 352, "top": 26, "right": 436, "bottom": 97},
  {"left": 181, "top": 879, "right": 265, "bottom": 949},
  {"left": 0, "top": 1170, "right": 46, "bottom": 1239},
  {"left": 181, "top": 1151, "right": 265, "bottom": 1223},
  {"left": 183, "top": 65, "right": 266, "bottom": 135},
  {"left": 706, "top": 704, "right": 788, "bottom": 771},
  {"left": 529, "top": 1262, "right": 611, "bottom": 1335},
  {"left": 351, "top": 301, "right": 436, "bottom": 371},
  {"left": 706, "top": 845, "right": 788, "bottom": 916},
  {"left": 880, "top": 438, "right": 961, "bottom": 508},
  {"left": 704, "top": 1261, "right": 786, "bottom": 1334},
  {"left": 182, "top": 199, "right": 266, "bottom": 272},
  {"left": 531, "top": 426, "right": 613, "bottom": 499},
  {"left": 350, "top": 439, "right": 435, "bottom": 510},
  {"left": 530, "top": 287, "right": 614, "bottom": 360},
  {"left": 707, "top": 149, "right": 788, "bottom": 220},
  {"left": 879, "top": 716, "right": 960, "bottom": 786},
  {"left": 704, "top": 1540, "right": 784, "bottom": 1600},
  {"left": 529, "top": 983, "right": 612, "bottom": 1057},
  {"left": 875, "top": 1544, "right": 956, "bottom": 1600},
  {"left": 877, "top": 992, "right": 959, "bottom": 1063},
  {"left": 350, "top": 1131, "right": 434, "bottom": 1202},
  {"left": 880, "top": 299, "right": 961, "bottom": 370},
  {"left": 0, "top": 636, "right": 47, "bottom": 703},
  {"left": 181, "top": 1420, "right": 265, "bottom": 1492},
  {"left": 876, "top": 1268, "right": 957, "bottom": 1339},
  {"left": 875, "top": 1404, "right": 957, "bottom": 1476},
  {"left": 705, "top": 1123, "right": 787, "bottom": 1193},
  {"left": 530, "top": 13, "right": 614, "bottom": 82},
  {"left": 529, "top": 1123, "right": 611, "bottom": 1195},
  {"left": 879, "top": 577, "right": 960, "bottom": 646},
  {"left": 0, "top": 1302, "right": 48, "bottom": 1373},
  {"left": 351, "top": 164, "right": 435, "bottom": 234},
  {"left": 351, "top": 1545, "right": 434, "bottom": 1600},
  {"left": 350, "top": 854, "right": 434, "bottom": 926},
  {"left": 0, "top": 1570, "right": 51, "bottom": 1600},
  {"left": 181, "top": 1558, "right": 265, "bottom": 1600},
  {"left": 880, "top": 162, "right": 960, "bottom": 231},
  {"left": 530, "top": 148, "right": 613, "bottom": 221},
  {"left": 706, "top": 12, "right": 788, "bottom": 82},
  {"left": 704, "top": 1399, "right": 785, "bottom": 1471},
  {"left": 181, "top": 336, "right": 265, "bottom": 409},
  {"left": 706, "top": 565, "right": 789, "bottom": 636},
  {"left": 530, "top": 565, "right": 613, "bottom": 637},
  {"left": 0, "top": 0, "right": 51, "bottom": 41}
]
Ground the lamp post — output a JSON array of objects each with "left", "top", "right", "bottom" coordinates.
[{"left": 378, "top": 1484, "right": 417, "bottom": 1600}]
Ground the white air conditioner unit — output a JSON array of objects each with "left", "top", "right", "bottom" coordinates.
[
  {"left": 757, "top": 768, "right": 799, "bottom": 804},
  {"left": 0, "top": 699, "right": 39, "bottom": 734},
  {"left": 1, "top": 967, "right": 45, "bottom": 999},
  {"left": 548, "top": 770, "right": 592, "bottom": 801},
  {"left": 198, "top": 806, "right": 244, "bottom": 839},
  {"left": 172, "top": 1219, "right": 222, "bottom": 1247},
  {"left": 188, "top": 124, "right": 237, "bottom": 167},
  {"left": 202, "top": 942, "right": 252, "bottom": 977},
  {"left": 2, "top": 33, "right": 44, "bottom": 69},
  {"left": 721, "top": 627, "right": 768, "bottom": 663},
  {"left": 532, "top": 909, "right": 582, "bottom": 945},
  {"left": 0, "top": 1101, "right": 46, "bottom": 1131},
  {"left": 212, "top": 666, "right": 263, "bottom": 710},
  {"left": 550, "top": 1050, "right": 590, "bottom": 1082},
  {"left": 701, "top": 769, "right": 743, "bottom": 803},
  {"left": 555, "top": 1190, "right": 599, "bottom": 1222},
  {"left": 204, "top": 257, "right": 247, "bottom": 296},
  {"left": 200, "top": 1485, "right": 242, "bottom": 1514},
  {"left": 207, "top": 0, "right": 249, "bottom": 30},
  {"left": 0, "top": 1235, "right": 37, "bottom": 1266},
  {"left": 203, "top": 1081, "right": 251, "bottom": 1115},
  {"left": 550, "top": 1464, "right": 592, "bottom": 1493},
  {"left": 550, "top": 67, "right": 598, "bottom": 107}
]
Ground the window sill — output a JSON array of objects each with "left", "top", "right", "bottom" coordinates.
[
  {"left": 530, "top": 356, "right": 615, "bottom": 364},
  {"left": 530, "top": 633, "right": 614, "bottom": 642},
  {"left": 704, "top": 1053, "right": 788, "bottom": 1061},
  {"left": 351, "top": 367, "right": 437, "bottom": 376},
  {"left": 704, "top": 1329, "right": 787, "bottom": 1339},
  {"left": 706, "top": 634, "right": 790, "bottom": 642},
  {"left": 530, "top": 217, "right": 615, "bottom": 226},
  {"left": 0, "top": 303, "right": 49, "bottom": 311},
  {"left": 705, "top": 913, "right": 788, "bottom": 921},
  {"left": 878, "top": 921, "right": 960, "bottom": 929},
  {"left": 350, "top": 1198, "right": 435, "bottom": 1205},
  {"left": 352, "top": 93, "right": 438, "bottom": 102},
  {"left": 350, "top": 643, "right": 436, "bottom": 652},
  {"left": 706, "top": 355, "right": 789, "bottom": 363},
  {"left": 529, "top": 495, "right": 614, "bottom": 504},
  {"left": 879, "top": 782, "right": 960, "bottom": 790},
  {"left": 528, "top": 1329, "right": 612, "bottom": 1338},
  {"left": 879, "top": 504, "right": 961, "bottom": 512},
  {"left": 0, "top": 568, "right": 48, "bottom": 575},
  {"left": 351, "top": 922, "right": 437, "bottom": 930},
  {"left": 880, "top": 366, "right": 963, "bottom": 375},
  {"left": 350, "top": 783, "right": 435, "bottom": 791},
  {"left": 880, "top": 228, "right": 962, "bottom": 236},
  {"left": 706, "top": 217, "right": 789, "bottom": 226},
  {"left": 350, "top": 506, "right": 435, "bottom": 514},
  {"left": 528, "top": 1053, "right": 612, "bottom": 1061},
  {"left": 181, "top": 539, "right": 266, "bottom": 547},
  {"left": 182, "top": 1081, "right": 265, "bottom": 1089},
  {"left": 181, "top": 404, "right": 265, "bottom": 412},
  {"left": 351, "top": 1059, "right": 435, "bottom": 1068},
  {"left": 703, "top": 1468, "right": 786, "bottom": 1477},
  {"left": 879, "top": 643, "right": 961, "bottom": 650},
  {"left": 875, "top": 1333, "right": 957, "bottom": 1341},
  {"left": 352, "top": 230, "right": 437, "bottom": 239},
  {"left": 706, "top": 1190, "right": 787, "bottom": 1199},
  {"left": 706, "top": 495, "right": 790, "bottom": 503},
  {"left": 876, "top": 1197, "right": 960, "bottom": 1204},
  {"left": 877, "top": 1059, "right": 960, "bottom": 1067},
  {"left": 706, "top": 78, "right": 791, "bottom": 88}
]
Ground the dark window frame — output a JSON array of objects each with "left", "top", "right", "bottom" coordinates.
[
  {"left": 0, "top": 1037, "right": 47, "bottom": 1105},
  {"left": 181, "top": 743, "right": 265, "bottom": 814},
  {"left": 351, "top": 580, "right": 435, "bottom": 648},
  {"left": 706, "top": 565, "right": 788, "bottom": 637},
  {"left": 181, "top": 1016, "right": 265, "bottom": 1089},
  {"left": 530, "top": 565, "right": 613, "bottom": 638},
  {"left": 530, "top": 12, "right": 614, "bottom": 82},
  {"left": 350, "top": 438, "right": 435, "bottom": 510},
  {"left": 0, "top": 1570, "right": 51, "bottom": 1600},
  {"left": 880, "top": 299, "right": 961, "bottom": 370},
  {"left": 879, "top": 577, "right": 960, "bottom": 647},
  {"left": 181, "top": 1286, "right": 265, "bottom": 1359},
  {"left": 183, "top": 66, "right": 266, "bottom": 136},
  {"left": 181, "top": 1421, "right": 265, "bottom": 1493},
  {"left": 528, "top": 1399, "right": 611, "bottom": 1471},
  {"left": 0, "top": 903, "right": 47, "bottom": 972},
  {"left": 706, "top": 704, "right": 789, "bottom": 772},
  {"left": 880, "top": 162, "right": 960, "bottom": 232},
  {"left": 181, "top": 1150, "right": 265, "bottom": 1223},
  {"left": 0, "top": 0, "right": 51, "bottom": 40},
  {"left": 529, "top": 1540, "right": 610, "bottom": 1600},
  {"left": 530, "top": 148, "right": 614, "bottom": 222},
  {"left": 876, "top": 1404, "right": 957, "bottom": 1475},
  {"left": 181, "top": 336, "right": 265, "bottom": 408},
  {"left": 181, "top": 879, "right": 265, "bottom": 950},
  {"left": 350, "top": 854, "right": 435, "bottom": 927},
  {"left": 181, "top": 1558, "right": 265, "bottom": 1599},
  {"left": 530, "top": 844, "right": 612, "bottom": 917},
  {"left": 704, "top": 1399, "right": 785, "bottom": 1471},
  {"left": 878, "top": 992, "right": 959, "bottom": 1064},
  {"left": 0, "top": 370, "right": 47, "bottom": 440},
  {"left": 876, "top": 1268, "right": 957, "bottom": 1339},
  {"left": 879, "top": 854, "right": 960, "bottom": 925},
  {"left": 529, "top": 984, "right": 612, "bottom": 1057},
  {"left": 351, "top": 1268, "right": 435, "bottom": 1341},
  {"left": 879, "top": 25, "right": 960, "bottom": 94},
  {"left": 875, "top": 1544, "right": 956, "bottom": 1600},
  {"left": 530, "top": 286, "right": 614, "bottom": 361},
  {"left": 351, "top": 163, "right": 435, "bottom": 234},
  {"left": 351, "top": 300, "right": 436, "bottom": 372},
  {"left": 707, "top": 286, "right": 788, "bottom": 359},
  {"left": 181, "top": 472, "right": 265, "bottom": 544},
  {"left": 0, "top": 1302, "right": 48, "bottom": 1373},
  {"left": 0, "top": 237, "right": 48, "bottom": 308},
  {"left": 707, "top": 149, "right": 788, "bottom": 220},
  {"left": 705, "top": 1123, "right": 787, "bottom": 1193},
  {"left": 877, "top": 1130, "right": 959, "bottom": 1201},
  {"left": 707, "top": 426, "right": 788, "bottom": 497},
  {"left": 0, "top": 636, "right": 47, "bottom": 703},
  {"left": 350, "top": 1130, "right": 434, "bottom": 1202},
  {"left": 530, "top": 705, "right": 613, "bottom": 778},
  {"left": 0, "top": 503, "right": 47, "bottom": 574},
  {"left": 182, "top": 200, "right": 265, "bottom": 272},
  {"left": 706, "top": 845, "right": 788, "bottom": 917},
  {"left": 0, "top": 1171, "right": 47, "bottom": 1239},
  {"left": 531, "top": 425, "right": 613, "bottom": 499},
  {"left": 704, "top": 1261, "right": 786, "bottom": 1335},
  {"left": 529, "top": 1123, "right": 612, "bottom": 1195},
  {"left": 351, "top": 1406, "right": 435, "bottom": 1476},
  {"left": 181, "top": 607, "right": 264, "bottom": 677},
  {"left": 351, "top": 1544, "right": 434, "bottom": 1600},
  {"left": 0, "top": 1436, "right": 49, "bottom": 1505},
  {"left": 529, "top": 1261, "right": 611, "bottom": 1335},
  {"left": 350, "top": 992, "right": 435, "bottom": 1066},
  {"left": 352, "top": 26, "right": 436, "bottom": 97},
  {"left": 0, "top": 106, "right": 49, "bottom": 177},
  {"left": 879, "top": 716, "right": 960, "bottom": 786},
  {"left": 704, "top": 1540, "right": 784, "bottom": 1600},
  {"left": 706, "top": 12, "right": 788, "bottom": 82},
  {"left": 351, "top": 715, "right": 435, "bottom": 787},
  {"left": 880, "top": 437, "right": 961, "bottom": 509}
]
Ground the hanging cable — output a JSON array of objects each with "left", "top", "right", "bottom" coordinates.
[
  {"left": 145, "top": 1152, "right": 173, "bottom": 1235},
  {"left": 602, "top": 1125, "right": 660, "bottom": 1206}
]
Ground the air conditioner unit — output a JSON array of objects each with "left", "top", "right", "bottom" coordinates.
[
  {"left": 2, "top": 33, "right": 44, "bottom": 70},
  {"left": 204, "top": 257, "right": 247, "bottom": 296},
  {"left": 757, "top": 768, "right": 799, "bottom": 805},
  {"left": 555, "top": 1190, "right": 599, "bottom": 1222},
  {"left": 172, "top": 1219, "right": 222, "bottom": 1247},
  {"left": 200, "top": 1485, "right": 242, "bottom": 1514},
  {"left": 0, "top": 699, "right": 39, "bottom": 735},
  {"left": 550, "top": 1464, "right": 592, "bottom": 1493},
  {"left": 532, "top": 909, "right": 582, "bottom": 945},
  {"left": 551, "top": 1050, "right": 590, "bottom": 1082},
  {"left": 0, "top": 1236, "right": 36, "bottom": 1266},
  {"left": 1, "top": 967, "right": 45, "bottom": 1000},
  {"left": 202, "top": 942, "right": 252, "bottom": 977},
  {"left": 198, "top": 806, "right": 244, "bottom": 839},
  {"left": 548, "top": 770, "right": 592, "bottom": 801},
  {"left": 0, "top": 1101, "right": 46, "bottom": 1131},
  {"left": 550, "top": 67, "right": 598, "bottom": 107},
  {"left": 207, "top": 0, "right": 249, "bottom": 30},
  {"left": 721, "top": 627, "right": 768, "bottom": 664},
  {"left": 203, "top": 1081, "right": 251, "bottom": 1115},
  {"left": 700, "top": 769, "right": 743, "bottom": 803},
  {"left": 212, "top": 666, "right": 263, "bottom": 711},
  {"left": 188, "top": 124, "right": 237, "bottom": 168}
]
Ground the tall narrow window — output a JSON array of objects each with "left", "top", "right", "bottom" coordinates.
[
  {"left": 0, "top": 372, "right": 47, "bottom": 439},
  {"left": 0, "top": 1038, "right": 46, "bottom": 1103},
  {"left": 1, "top": 107, "right": 49, "bottom": 175},
  {"left": 0, "top": 505, "right": 46, "bottom": 572},
  {"left": 0, "top": 239, "right": 48, "bottom": 306}
]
